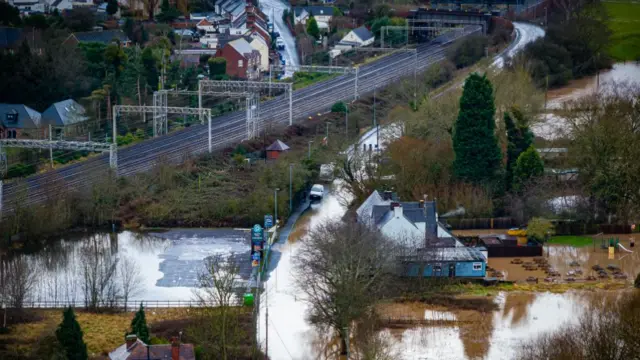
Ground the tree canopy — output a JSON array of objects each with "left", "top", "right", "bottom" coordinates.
[
  {"left": 504, "top": 107, "right": 534, "bottom": 191},
  {"left": 306, "top": 16, "right": 320, "bottom": 39},
  {"left": 452, "top": 73, "right": 501, "bottom": 185},
  {"left": 512, "top": 146, "right": 544, "bottom": 192}
]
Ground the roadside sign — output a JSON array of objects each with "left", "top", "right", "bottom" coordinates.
[
  {"left": 251, "top": 224, "right": 263, "bottom": 245},
  {"left": 251, "top": 251, "right": 261, "bottom": 267},
  {"left": 264, "top": 215, "right": 274, "bottom": 229}
]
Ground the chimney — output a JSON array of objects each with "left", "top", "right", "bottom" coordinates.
[
  {"left": 171, "top": 337, "right": 180, "bottom": 360},
  {"left": 391, "top": 203, "right": 402, "bottom": 217},
  {"left": 125, "top": 334, "right": 137, "bottom": 349},
  {"left": 419, "top": 200, "right": 424, "bottom": 208},
  {"left": 424, "top": 201, "right": 438, "bottom": 245}
]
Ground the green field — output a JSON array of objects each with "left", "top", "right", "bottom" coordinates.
[
  {"left": 604, "top": 1, "right": 640, "bottom": 60},
  {"left": 548, "top": 235, "right": 594, "bottom": 247}
]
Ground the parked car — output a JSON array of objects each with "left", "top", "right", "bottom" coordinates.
[
  {"left": 276, "top": 38, "right": 285, "bottom": 50},
  {"left": 309, "top": 184, "right": 325, "bottom": 200}
]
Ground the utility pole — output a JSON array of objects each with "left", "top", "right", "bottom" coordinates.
[
  {"left": 374, "top": 88, "right": 379, "bottom": 150},
  {"left": 48, "top": 124, "right": 53, "bottom": 168},
  {"left": 289, "top": 164, "right": 293, "bottom": 213},
  {"left": 265, "top": 283, "right": 268, "bottom": 360},
  {"left": 344, "top": 326, "right": 350, "bottom": 359},
  {"left": 544, "top": 75, "right": 549, "bottom": 111},
  {"left": 345, "top": 103, "right": 349, "bottom": 137},
  {"left": 325, "top": 122, "right": 329, "bottom": 140},
  {"left": 308, "top": 140, "right": 313, "bottom": 159},
  {"left": 274, "top": 188, "right": 279, "bottom": 226}
]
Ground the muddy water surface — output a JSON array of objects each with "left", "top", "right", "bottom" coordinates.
[{"left": 381, "top": 291, "right": 611, "bottom": 360}]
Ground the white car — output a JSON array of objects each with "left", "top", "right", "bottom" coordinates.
[{"left": 309, "top": 184, "right": 325, "bottom": 200}]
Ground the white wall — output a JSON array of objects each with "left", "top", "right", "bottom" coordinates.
[{"left": 250, "top": 37, "right": 269, "bottom": 72}]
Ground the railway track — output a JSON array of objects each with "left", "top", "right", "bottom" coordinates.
[{"left": 1, "top": 26, "right": 480, "bottom": 210}]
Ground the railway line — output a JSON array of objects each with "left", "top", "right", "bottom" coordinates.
[{"left": 1, "top": 26, "right": 480, "bottom": 210}]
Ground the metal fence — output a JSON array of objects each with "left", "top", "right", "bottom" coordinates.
[{"left": 17, "top": 299, "right": 201, "bottom": 310}]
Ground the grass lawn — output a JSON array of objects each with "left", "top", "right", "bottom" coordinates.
[
  {"left": 548, "top": 235, "right": 594, "bottom": 247},
  {"left": 0, "top": 308, "right": 194, "bottom": 359},
  {"left": 604, "top": 0, "right": 640, "bottom": 60}
]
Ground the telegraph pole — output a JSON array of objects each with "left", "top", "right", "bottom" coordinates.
[
  {"left": 289, "top": 164, "right": 293, "bottom": 213},
  {"left": 48, "top": 124, "right": 53, "bottom": 168}
]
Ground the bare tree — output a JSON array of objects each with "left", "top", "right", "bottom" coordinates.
[
  {"left": 81, "top": 236, "right": 119, "bottom": 310},
  {"left": 191, "top": 255, "right": 245, "bottom": 360},
  {"left": 118, "top": 256, "right": 144, "bottom": 311},
  {"left": 293, "top": 220, "right": 397, "bottom": 356},
  {"left": 4, "top": 256, "right": 36, "bottom": 309}
]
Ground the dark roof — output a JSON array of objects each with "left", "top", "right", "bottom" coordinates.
[
  {"left": 51, "top": 0, "right": 64, "bottom": 7},
  {"left": 0, "top": 27, "right": 23, "bottom": 49},
  {"left": 371, "top": 205, "right": 390, "bottom": 225},
  {"left": 125, "top": 341, "right": 195, "bottom": 360},
  {"left": 0, "top": 104, "right": 41, "bottom": 129},
  {"left": 72, "top": 30, "right": 130, "bottom": 44},
  {"left": 352, "top": 26, "right": 374, "bottom": 41},
  {"left": 266, "top": 139, "right": 290, "bottom": 151},
  {"left": 403, "top": 247, "right": 485, "bottom": 262},
  {"left": 294, "top": 6, "right": 334, "bottom": 17},
  {"left": 41, "top": 99, "right": 88, "bottom": 127}
]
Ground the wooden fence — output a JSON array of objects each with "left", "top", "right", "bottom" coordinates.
[{"left": 16, "top": 299, "right": 201, "bottom": 310}]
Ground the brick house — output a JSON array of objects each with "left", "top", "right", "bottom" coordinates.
[
  {"left": 216, "top": 37, "right": 261, "bottom": 80},
  {"left": 0, "top": 103, "right": 43, "bottom": 139}
]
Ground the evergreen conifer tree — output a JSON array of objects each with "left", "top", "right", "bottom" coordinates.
[
  {"left": 307, "top": 16, "right": 320, "bottom": 39},
  {"left": 56, "top": 307, "right": 88, "bottom": 360},
  {"left": 513, "top": 146, "right": 544, "bottom": 192},
  {"left": 129, "top": 303, "right": 150, "bottom": 343},
  {"left": 504, "top": 107, "right": 534, "bottom": 191},
  {"left": 452, "top": 73, "right": 501, "bottom": 185}
]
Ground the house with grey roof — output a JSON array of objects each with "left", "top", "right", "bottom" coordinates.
[
  {"left": 63, "top": 30, "right": 131, "bottom": 46},
  {"left": 293, "top": 6, "right": 334, "bottom": 29},
  {"left": 41, "top": 99, "right": 88, "bottom": 136},
  {"left": 335, "top": 25, "right": 375, "bottom": 50},
  {"left": 0, "top": 104, "right": 43, "bottom": 139}
]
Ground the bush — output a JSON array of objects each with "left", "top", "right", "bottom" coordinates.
[
  {"left": 446, "top": 35, "right": 489, "bottom": 69},
  {"left": 635, "top": 273, "right": 640, "bottom": 288},
  {"left": 331, "top": 101, "right": 347, "bottom": 113},
  {"left": 7, "top": 163, "right": 36, "bottom": 178}
]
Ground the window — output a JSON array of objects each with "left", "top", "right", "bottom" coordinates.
[
  {"left": 473, "top": 262, "right": 483, "bottom": 271},
  {"left": 238, "top": 59, "right": 243, "bottom": 68}
]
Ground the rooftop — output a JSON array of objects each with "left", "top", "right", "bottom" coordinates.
[
  {"left": 404, "top": 246, "right": 486, "bottom": 262},
  {"left": 71, "top": 30, "right": 130, "bottom": 44},
  {"left": 351, "top": 26, "right": 374, "bottom": 41},
  {"left": 42, "top": 99, "right": 87, "bottom": 127},
  {"left": 266, "top": 139, "right": 290, "bottom": 151},
  {"left": 0, "top": 103, "right": 41, "bottom": 129},
  {"left": 0, "top": 27, "right": 23, "bottom": 49}
]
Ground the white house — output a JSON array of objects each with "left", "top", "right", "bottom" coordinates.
[
  {"left": 356, "top": 190, "right": 463, "bottom": 247},
  {"left": 248, "top": 33, "right": 269, "bottom": 72},
  {"left": 339, "top": 26, "right": 374, "bottom": 47},
  {"left": 293, "top": 6, "right": 334, "bottom": 26},
  {"left": 196, "top": 18, "right": 216, "bottom": 32},
  {"left": 10, "top": 0, "right": 45, "bottom": 13}
]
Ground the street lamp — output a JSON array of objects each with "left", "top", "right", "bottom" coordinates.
[
  {"left": 345, "top": 102, "right": 349, "bottom": 137},
  {"left": 274, "top": 188, "right": 280, "bottom": 225},
  {"left": 308, "top": 140, "right": 313, "bottom": 159},
  {"left": 289, "top": 164, "right": 293, "bottom": 213}
]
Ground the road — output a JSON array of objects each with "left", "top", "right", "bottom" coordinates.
[
  {"left": 260, "top": 0, "right": 300, "bottom": 77},
  {"left": 492, "top": 22, "right": 545, "bottom": 68},
  {"left": 258, "top": 23, "right": 545, "bottom": 360},
  {"left": 1, "top": 27, "right": 479, "bottom": 210}
]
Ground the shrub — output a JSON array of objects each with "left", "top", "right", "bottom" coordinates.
[
  {"left": 331, "top": 101, "right": 347, "bottom": 113},
  {"left": 446, "top": 35, "right": 489, "bottom": 69},
  {"left": 635, "top": 273, "right": 640, "bottom": 288}
]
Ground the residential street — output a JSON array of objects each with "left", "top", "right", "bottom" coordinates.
[{"left": 260, "top": 0, "right": 300, "bottom": 77}]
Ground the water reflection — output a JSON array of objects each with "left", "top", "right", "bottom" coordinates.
[
  {"left": 1, "top": 229, "right": 252, "bottom": 304},
  {"left": 383, "top": 291, "right": 610, "bottom": 360}
]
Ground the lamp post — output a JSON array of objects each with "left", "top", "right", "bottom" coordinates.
[
  {"left": 274, "top": 188, "right": 279, "bottom": 225},
  {"left": 289, "top": 164, "right": 293, "bottom": 213},
  {"left": 308, "top": 140, "right": 313, "bottom": 159},
  {"left": 345, "top": 103, "right": 349, "bottom": 137}
]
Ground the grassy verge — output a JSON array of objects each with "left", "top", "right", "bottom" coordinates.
[
  {"left": 292, "top": 72, "right": 340, "bottom": 90},
  {"left": 605, "top": 0, "right": 640, "bottom": 60},
  {"left": 548, "top": 235, "right": 594, "bottom": 247}
]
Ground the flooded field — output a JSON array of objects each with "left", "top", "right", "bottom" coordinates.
[
  {"left": 4, "top": 229, "right": 251, "bottom": 304},
  {"left": 378, "top": 291, "right": 616, "bottom": 360},
  {"left": 533, "top": 62, "right": 640, "bottom": 139}
]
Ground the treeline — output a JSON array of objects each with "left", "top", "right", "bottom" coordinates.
[{"left": 513, "top": 0, "right": 613, "bottom": 88}]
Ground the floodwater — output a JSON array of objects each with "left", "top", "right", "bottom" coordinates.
[
  {"left": 380, "top": 291, "right": 609, "bottom": 360},
  {"left": 5, "top": 229, "right": 252, "bottom": 304},
  {"left": 533, "top": 62, "right": 640, "bottom": 139}
]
